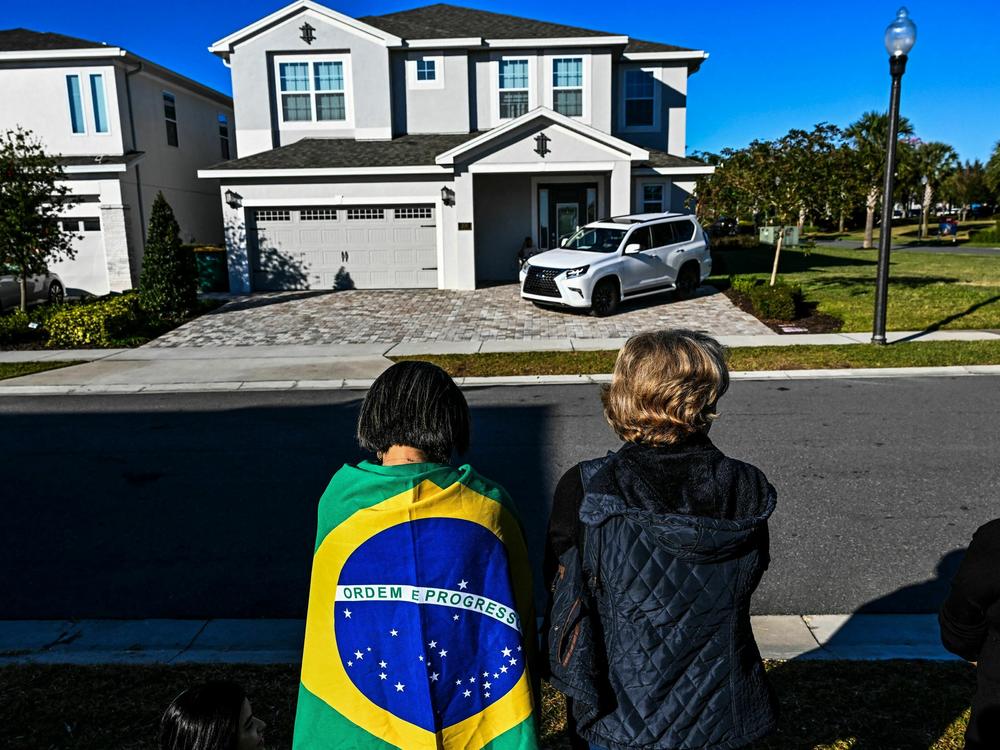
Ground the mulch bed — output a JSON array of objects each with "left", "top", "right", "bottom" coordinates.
[{"left": 724, "top": 288, "right": 844, "bottom": 335}]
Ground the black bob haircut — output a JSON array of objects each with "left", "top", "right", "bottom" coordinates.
[
  {"left": 357, "top": 361, "right": 470, "bottom": 464},
  {"left": 160, "top": 680, "right": 245, "bottom": 750}
]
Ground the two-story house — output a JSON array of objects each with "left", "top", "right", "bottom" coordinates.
[
  {"left": 0, "top": 29, "right": 234, "bottom": 296},
  {"left": 199, "top": 1, "right": 713, "bottom": 292}
]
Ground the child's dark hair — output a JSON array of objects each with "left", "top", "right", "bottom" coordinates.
[
  {"left": 160, "top": 681, "right": 245, "bottom": 750},
  {"left": 357, "top": 361, "right": 470, "bottom": 463}
]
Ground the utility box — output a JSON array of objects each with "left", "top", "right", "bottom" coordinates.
[{"left": 759, "top": 226, "right": 800, "bottom": 247}]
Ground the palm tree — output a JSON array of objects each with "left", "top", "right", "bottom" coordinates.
[
  {"left": 912, "top": 141, "right": 959, "bottom": 238},
  {"left": 845, "top": 111, "right": 915, "bottom": 248}
]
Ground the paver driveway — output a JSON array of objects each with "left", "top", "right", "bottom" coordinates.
[{"left": 149, "top": 283, "right": 770, "bottom": 347}]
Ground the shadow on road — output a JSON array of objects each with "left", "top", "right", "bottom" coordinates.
[{"left": 0, "top": 394, "right": 556, "bottom": 619}]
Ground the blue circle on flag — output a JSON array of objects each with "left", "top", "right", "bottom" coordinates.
[{"left": 335, "top": 517, "right": 526, "bottom": 732}]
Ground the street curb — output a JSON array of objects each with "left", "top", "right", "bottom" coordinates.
[
  {"left": 0, "top": 616, "right": 959, "bottom": 665},
  {"left": 1, "top": 364, "right": 998, "bottom": 396}
]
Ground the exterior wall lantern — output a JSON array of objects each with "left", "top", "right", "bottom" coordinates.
[
  {"left": 440, "top": 186, "right": 455, "bottom": 206},
  {"left": 224, "top": 189, "right": 242, "bottom": 209}
]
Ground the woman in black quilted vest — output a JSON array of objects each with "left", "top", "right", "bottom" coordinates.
[{"left": 544, "top": 329, "right": 777, "bottom": 750}]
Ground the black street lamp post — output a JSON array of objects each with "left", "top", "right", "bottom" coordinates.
[{"left": 872, "top": 7, "right": 917, "bottom": 345}]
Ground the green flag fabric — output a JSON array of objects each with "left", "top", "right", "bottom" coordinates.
[{"left": 292, "top": 460, "right": 540, "bottom": 750}]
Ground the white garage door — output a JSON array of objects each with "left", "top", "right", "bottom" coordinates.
[{"left": 251, "top": 205, "right": 437, "bottom": 290}]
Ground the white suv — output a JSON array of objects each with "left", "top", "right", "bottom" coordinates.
[{"left": 519, "top": 213, "right": 712, "bottom": 316}]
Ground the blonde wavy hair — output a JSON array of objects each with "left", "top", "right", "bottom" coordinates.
[{"left": 602, "top": 330, "right": 729, "bottom": 445}]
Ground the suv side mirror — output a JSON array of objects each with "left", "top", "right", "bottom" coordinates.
[
  {"left": 624, "top": 242, "right": 641, "bottom": 254},
  {"left": 559, "top": 237, "right": 569, "bottom": 247}
]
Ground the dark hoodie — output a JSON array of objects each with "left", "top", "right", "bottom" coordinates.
[{"left": 545, "top": 435, "right": 778, "bottom": 750}]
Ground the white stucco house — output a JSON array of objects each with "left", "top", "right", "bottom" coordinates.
[
  {"left": 199, "top": 1, "right": 714, "bottom": 292},
  {"left": 0, "top": 29, "right": 234, "bottom": 296}
]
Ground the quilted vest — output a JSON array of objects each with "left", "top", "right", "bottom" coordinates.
[{"left": 575, "top": 453, "right": 778, "bottom": 750}]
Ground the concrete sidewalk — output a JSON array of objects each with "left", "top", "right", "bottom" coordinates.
[
  {"left": 0, "top": 616, "right": 958, "bottom": 665},
  {"left": 1, "top": 329, "right": 998, "bottom": 394}
]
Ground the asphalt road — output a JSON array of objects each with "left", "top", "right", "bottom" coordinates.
[{"left": 2, "top": 376, "right": 997, "bottom": 619}]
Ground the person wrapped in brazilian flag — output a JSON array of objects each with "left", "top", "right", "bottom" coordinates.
[{"left": 293, "top": 361, "right": 539, "bottom": 750}]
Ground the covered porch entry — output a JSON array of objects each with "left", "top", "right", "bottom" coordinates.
[{"left": 434, "top": 108, "right": 649, "bottom": 286}]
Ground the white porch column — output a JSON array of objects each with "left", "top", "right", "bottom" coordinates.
[
  {"left": 610, "top": 161, "right": 631, "bottom": 216},
  {"left": 451, "top": 169, "right": 476, "bottom": 290},
  {"left": 221, "top": 187, "right": 251, "bottom": 293}
]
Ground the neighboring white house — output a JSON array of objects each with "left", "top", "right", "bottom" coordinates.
[
  {"left": 199, "top": 0, "right": 714, "bottom": 292},
  {"left": 0, "top": 28, "right": 235, "bottom": 296}
]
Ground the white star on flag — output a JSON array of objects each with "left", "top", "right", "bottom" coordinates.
[
  {"left": 482, "top": 671, "right": 489, "bottom": 677},
  {"left": 484, "top": 681, "right": 492, "bottom": 689},
  {"left": 502, "top": 647, "right": 512, "bottom": 657},
  {"left": 395, "top": 682, "right": 405, "bottom": 692},
  {"left": 458, "top": 579, "right": 468, "bottom": 590},
  {"left": 367, "top": 647, "right": 372, "bottom": 652},
  {"left": 428, "top": 640, "right": 437, "bottom": 648},
  {"left": 453, "top": 614, "right": 460, "bottom": 621},
  {"left": 379, "top": 673, "right": 387, "bottom": 680},
  {"left": 517, "top": 645, "right": 522, "bottom": 651},
  {"left": 379, "top": 660, "right": 388, "bottom": 668},
  {"left": 347, "top": 661, "right": 353, "bottom": 667},
  {"left": 343, "top": 609, "right": 352, "bottom": 619},
  {"left": 509, "top": 658, "right": 517, "bottom": 666},
  {"left": 500, "top": 665, "right": 508, "bottom": 674},
  {"left": 390, "top": 629, "right": 398, "bottom": 637},
  {"left": 469, "top": 676, "right": 476, "bottom": 683},
  {"left": 354, "top": 650, "right": 364, "bottom": 660},
  {"left": 430, "top": 672, "right": 439, "bottom": 682},
  {"left": 418, "top": 655, "right": 424, "bottom": 661},
  {"left": 455, "top": 679, "right": 462, "bottom": 685},
  {"left": 485, "top": 692, "right": 491, "bottom": 698},
  {"left": 463, "top": 689, "right": 472, "bottom": 698},
  {"left": 493, "top": 672, "right": 499, "bottom": 679},
  {"left": 439, "top": 649, "right": 448, "bottom": 658}
]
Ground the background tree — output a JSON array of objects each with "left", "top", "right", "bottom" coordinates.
[
  {"left": 844, "top": 111, "right": 914, "bottom": 249},
  {"left": 985, "top": 140, "right": 1000, "bottom": 203},
  {"left": 942, "top": 160, "right": 989, "bottom": 221},
  {"left": 776, "top": 123, "right": 842, "bottom": 231},
  {"left": 910, "top": 141, "right": 959, "bottom": 237},
  {"left": 0, "top": 127, "right": 75, "bottom": 311},
  {"left": 138, "top": 192, "right": 198, "bottom": 319}
]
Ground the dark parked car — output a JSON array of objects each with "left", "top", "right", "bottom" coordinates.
[
  {"left": 0, "top": 268, "right": 65, "bottom": 311},
  {"left": 707, "top": 216, "right": 739, "bottom": 237}
]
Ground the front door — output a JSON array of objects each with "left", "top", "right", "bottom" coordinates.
[
  {"left": 556, "top": 203, "right": 579, "bottom": 245},
  {"left": 538, "top": 183, "right": 598, "bottom": 250}
]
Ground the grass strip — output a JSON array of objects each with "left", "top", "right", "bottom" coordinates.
[
  {"left": 392, "top": 340, "right": 1000, "bottom": 378},
  {"left": 0, "top": 361, "right": 85, "bottom": 381},
  {"left": 0, "top": 661, "right": 972, "bottom": 749}
]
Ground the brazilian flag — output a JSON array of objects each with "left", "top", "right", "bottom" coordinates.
[{"left": 293, "top": 460, "right": 540, "bottom": 750}]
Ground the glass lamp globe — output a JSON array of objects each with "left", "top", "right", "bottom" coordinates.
[{"left": 884, "top": 7, "right": 917, "bottom": 57}]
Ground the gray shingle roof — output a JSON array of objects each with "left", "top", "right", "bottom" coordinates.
[
  {"left": 206, "top": 136, "right": 710, "bottom": 173},
  {"left": 206, "top": 134, "right": 478, "bottom": 170},
  {"left": 359, "top": 4, "right": 693, "bottom": 54},
  {"left": 57, "top": 152, "right": 144, "bottom": 168},
  {"left": 0, "top": 28, "right": 109, "bottom": 51},
  {"left": 641, "top": 149, "right": 711, "bottom": 169}
]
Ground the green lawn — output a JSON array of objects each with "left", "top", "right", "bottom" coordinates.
[
  {"left": 810, "top": 217, "right": 996, "bottom": 245},
  {"left": 0, "top": 662, "right": 972, "bottom": 749},
  {"left": 393, "top": 340, "right": 1000, "bottom": 377},
  {"left": 713, "top": 244, "right": 1000, "bottom": 332},
  {"left": 0, "top": 361, "right": 84, "bottom": 381}
]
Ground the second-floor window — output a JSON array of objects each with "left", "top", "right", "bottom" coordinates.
[
  {"left": 499, "top": 59, "right": 529, "bottom": 119},
  {"left": 624, "top": 69, "right": 655, "bottom": 128},
  {"left": 163, "top": 92, "right": 178, "bottom": 146},
  {"left": 552, "top": 58, "right": 583, "bottom": 117},
  {"left": 66, "top": 75, "right": 85, "bottom": 133},
  {"left": 89, "top": 74, "right": 109, "bottom": 133},
  {"left": 218, "top": 114, "right": 230, "bottom": 160},
  {"left": 278, "top": 60, "right": 347, "bottom": 123},
  {"left": 416, "top": 58, "right": 436, "bottom": 81}
]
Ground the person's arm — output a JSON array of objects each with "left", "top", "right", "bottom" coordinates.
[
  {"left": 939, "top": 520, "right": 1000, "bottom": 662},
  {"left": 543, "top": 466, "right": 585, "bottom": 591}
]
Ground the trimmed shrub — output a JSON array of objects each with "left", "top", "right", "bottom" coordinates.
[
  {"left": 748, "top": 283, "right": 800, "bottom": 321},
  {"left": 47, "top": 294, "right": 145, "bottom": 348},
  {"left": 711, "top": 234, "right": 761, "bottom": 250},
  {"left": 0, "top": 310, "right": 38, "bottom": 345},
  {"left": 729, "top": 274, "right": 760, "bottom": 295},
  {"left": 970, "top": 221, "right": 1000, "bottom": 245},
  {"left": 139, "top": 193, "right": 198, "bottom": 319}
]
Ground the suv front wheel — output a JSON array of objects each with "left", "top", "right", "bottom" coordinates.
[{"left": 590, "top": 278, "right": 619, "bottom": 317}]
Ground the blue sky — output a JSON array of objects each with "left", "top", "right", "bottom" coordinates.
[{"left": 11, "top": 0, "right": 999, "bottom": 162}]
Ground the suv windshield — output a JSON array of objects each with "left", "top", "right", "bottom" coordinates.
[{"left": 561, "top": 226, "right": 626, "bottom": 253}]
